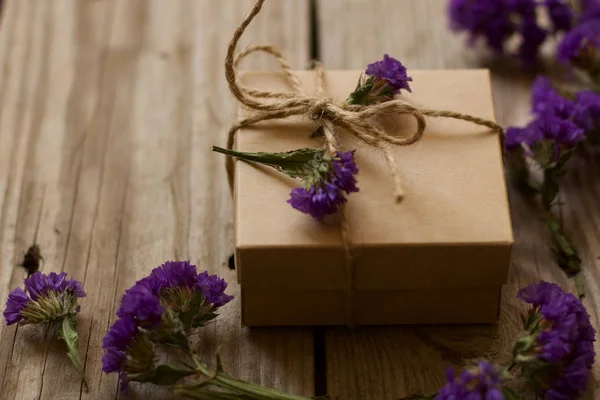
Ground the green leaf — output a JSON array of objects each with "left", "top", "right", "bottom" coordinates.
[
  {"left": 147, "top": 364, "right": 197, "bottom": 386},
  {"left": 212, "top": 146, "right": 325, "bottom": 179},
  {"left": 179, "top": 291, "right": 206, "bottom": 329},
  {"left": 346, "top": 75, "right": 375, "bottom": 105},
  {"left": 60, "top": 316, "right": 89, "bottom": 391}
]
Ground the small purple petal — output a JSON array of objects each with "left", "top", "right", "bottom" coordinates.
[
  {"left": 196, "top": 272, "right": 234, "bottom": 307},
  {"left": 116, "top": 285, "right": 164, "bottom": 325},
  {"left": 3, "top": 288, "right": 30, "bottom": 325}
]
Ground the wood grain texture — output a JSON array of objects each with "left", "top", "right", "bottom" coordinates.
[
  {"left": 318, "top": 1, "right": 600, "bottom": 399},
  {"left": 0, "top": 1, "right": 312, "bottom": 399}
]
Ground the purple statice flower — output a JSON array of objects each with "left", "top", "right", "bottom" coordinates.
[
  {"left": 505, "top": 115, "right": 584, "bottom": 159},
  {"left": 136, "top": 261, "right": 234, "bottom": 308},
  {"left": 449, "top": 0, "right": 571, "bottom": 65},
  {"left": 581, "top": 0, "right": 600, "bottom": 22},
  {"left": 138, "top": 260, "right": 201, "bottom": 296},
  {"left": 516, "top": 282, "right": 595, "bottom": 400},
  {"left": 3, "top": 288, "right": 30, "bottom": 325},
  {"left": 535, "top": 115, "right": 585, "bottom": 147},
  {"left": 531, "top": 77, "right": 575, "bottom": 118},
  {"left": 546, "top": 0, "right": 574, "bottom": 32},
  {"left": 114, "top": 261, "right": 233, "bottom": 333},
  {"left": 116, "top": 284, "right": 164, "bottom": 326},
  {"left": 197, "top": 271, "right": 234, "bottom": 307},
  {"left": 436, "top": 361, "right": 504, "bottom": 400},
  {"left": 518, "top": 18, "right": 548, "bottom": 67},
  {"left": 572, "top": 90, "right": 600, "bottom": 132},
  {"left": 102, "top": 316, "right": 156, "bottom": 390},
  {"left": 3, "top": 271, "right": 86, "bottom": 326},
  {"left": 288, "top": 150, "right": 359, "bottom": 219},
  {"left": 365, "top": 54, "right": 412, "bottom": 93},
  {"left": 24, "top": 271, "right": 86, "bottom": 301},
  {"left": 506, "top": 125, "right": 543, "bottom": 152},
  {"left": 557, "top": 19, "right": 600, "bottom": 63}
]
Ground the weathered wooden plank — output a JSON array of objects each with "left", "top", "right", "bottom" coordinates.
[
  {"left": 0, "top": 0, "right": 312, "bottom": 399},
  {"left": 317, "top": 1, "right": 599, "bottom": 399}
]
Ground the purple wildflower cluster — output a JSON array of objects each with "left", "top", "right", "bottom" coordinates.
[
  {"left": 436, "top": 361, "right": 504, "bottom": 400},
  {"left": 102, "top": 261, "right": 233, "bottom": 388},
  {"left": 506, "top": 77, "right": 600, "bottom": 160},
  {"left": 365, "top": 54, "right": 413, "bottom": 94},
  {"left": 516, "top": 282, "right": 595, "bottom": 399},
  {"left": 288, "top": 150, "right": 359, "bottom": 219},
  {"left": 4, "top": 271, "right": 86, "bottom": 325},
  {"left": 449, "top": 0, "right": 572, "bottom": 66},
  {"left": 558, "top": 18, "right": 600, "bottom": 71},
  {"left": 347, "top": 55, "right": 412, "bottom": 105}
]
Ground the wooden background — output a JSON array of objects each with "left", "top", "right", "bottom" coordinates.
[{"left": 0, "top": 0, "right": 598, "bottom": 399}]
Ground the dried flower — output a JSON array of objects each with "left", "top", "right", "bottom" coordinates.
[
  {"left": 546, "top": 0, "right": 574, "bottom": 32},
  {"left": 102, "top": 316, "right": 157, "bottom": 390},
  {"left": 449, "top": 0, "right": 571, "bottom": 66},
  {"left": 514, "top": 282, "right": 595, "bottom": 399},
  {"left": 557, "top": 19, "right": 600, "bottom": 72},
  {"left": 288, "top": 150, "right": 359, "bottom": 219},
  {"left": 347, "top": 55, "right": 412, "bottom": 105},
  {"left": 117, "top": 284, "right": 164, "bottom": 327},
  {"left": 436, "top": 361, "right": 505, "bottom": 400},
  {"left": 4, "top": 271, "right": 85, "bottom": 326},
  {"left": 103, "top": 263, "right": 234, "bottom": 390},
  {"left": 197, "top": 271, "right": 235, "bottom": 307},
  {"left": 365, "top": 54, "right": 412, "bottom": 93},
  {"left": 3, "top": 271, "right": 88, "bottom": 389}
]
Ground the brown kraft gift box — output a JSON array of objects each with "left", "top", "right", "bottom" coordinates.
[{"left": 232, "top": 69, "right": 514, "bottom": 327}]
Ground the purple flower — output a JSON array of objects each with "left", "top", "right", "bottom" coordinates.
[
  {"left": 545, "top": 0, "right": 573, "bottom": 32},
  {"left": 572, "top": 90, "right": 600, "bottom": 131},
  {"left": 288, "top": 151, "right": 359, "bottom": 219},
  {"left": 116, "top": 284, "right": 164, "bottom": 326},
  {"left": 531, "top": 77, "right": 575, "bottom": 118},
  {"left": 517, "top": 282, "right": 596, "bottom": 399},
  {"left": 3, "top": 288, "right": 30, "bottom": 325},
  {"left": 197, "top": 272, "right": 234, "bottom": 307},
  {"left": 449, "top": 0, "right": 556, "bottom": 65},
  {"left": 24, "top": 271, "right": 86, "bottom": 301},
  {"left": 102, "top": 316, "right": 156, "bottom": 390},
  {"left": 506, "top": 124, "right": 543, "bottom": 151},
  {"left": 557, "top": 19, "right": 600, "bottom": 63},
  {"left": 436, "top": 361, "right": 504, "bottom": 400},
  {"left": 365, "top": 54, "right": 412, "bottom": 93},
  {"left": 581, "top": 0, "right": 600, "bottom": 22},
  {"left": 3, "top": 272, "right": 85, "bottom": 326},
  {"left": 518, "top": 19, "right": 548, "bottom": 67},
  {"left": 139, "top": 260, "right": 201, "bottom": 295},
  {"left": 535, "top": 115, "right": 585, "bottom": 147}
]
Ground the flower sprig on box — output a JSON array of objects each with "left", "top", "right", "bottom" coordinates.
[{"left": 213, "top": 55, "right": 412, "bottom": 219}]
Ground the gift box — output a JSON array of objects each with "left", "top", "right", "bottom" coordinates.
[{"left": 232, "top": 69, "right": 513, "bottom": 326}]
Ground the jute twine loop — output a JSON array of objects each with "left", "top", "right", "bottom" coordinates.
[{"left": 224, "top": 0, "right": 503, "bottom": 328}]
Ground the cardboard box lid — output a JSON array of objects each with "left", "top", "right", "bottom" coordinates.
[{"left": 233, "top": 70, "right": 513, "bottom": 290}]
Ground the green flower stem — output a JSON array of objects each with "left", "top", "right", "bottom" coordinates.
[
  {"left": 60, "top": 316, "right": 88, "bottom": 391},
  {"left": 183, "top": 350, "right": 311, "bottom": 400}
]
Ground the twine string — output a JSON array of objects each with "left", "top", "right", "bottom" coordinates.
[{"left": 224, "top": 0, "right": 503, "bottom": 328}]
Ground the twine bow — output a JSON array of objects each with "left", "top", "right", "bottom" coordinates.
[{"left": 224, "top": 0, "right": 503, "bottom": 327}]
